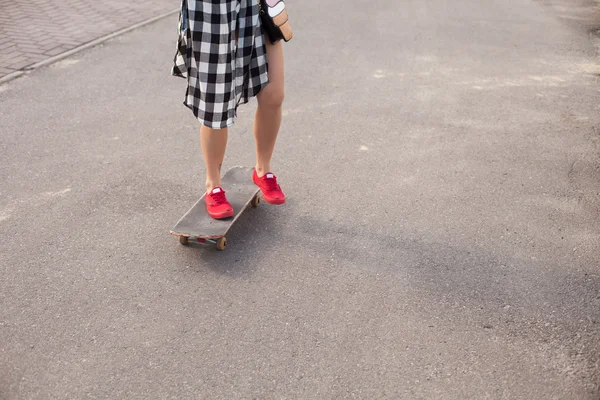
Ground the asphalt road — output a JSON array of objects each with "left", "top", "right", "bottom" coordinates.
[{"left": 1, "top": 0, "right": 599, "bottom": 398}]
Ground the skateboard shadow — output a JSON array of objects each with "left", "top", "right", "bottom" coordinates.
[
  {"left": 266, "top": 212, "right": 600, "bottom": 349},
  {"left": 177, "top": 204, "right": 281, "bottom": 277},
  {"left": 172, "top": 204, "right": 600, "bottom": 363}
]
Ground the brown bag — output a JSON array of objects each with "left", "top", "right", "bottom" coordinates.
[{"left": 258, "top": 0, "right": 293, "bottom": 44}]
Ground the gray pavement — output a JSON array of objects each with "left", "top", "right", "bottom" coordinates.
[
  {"left": 0, "top": 0, "right": 175, "bottom": 80},
  {"left": 1, "top": 0, "right": 600, "bottom": 398}
]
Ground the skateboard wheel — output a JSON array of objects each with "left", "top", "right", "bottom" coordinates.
[
  {"left": 251, "top": 195, "right": 260, "bottom": 208},
  {"left": 216, "top": 237, "right": 227, "bottom": 251},
  {"left": 179, "top": 236, "right": 189, "bottom": 245}
]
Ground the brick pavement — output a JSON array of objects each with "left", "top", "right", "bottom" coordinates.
[{"left": 0, "top": 0, "right": 176, "bottom": 80}]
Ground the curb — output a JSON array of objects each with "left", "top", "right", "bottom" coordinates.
[
  {"left": 0, "top": 71, "right": 24, "bottom": 84},
  {"left": 0, "top": 8, "right": 178, "bottom": 86}
]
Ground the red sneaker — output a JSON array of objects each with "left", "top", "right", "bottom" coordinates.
[
  {"left": 204, "top": 187, "right": 234, "bottom": 219},
  {"left": 252, "top": 169, "right": 286, "bottom": 205}
]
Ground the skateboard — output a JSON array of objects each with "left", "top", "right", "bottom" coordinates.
[{"left": 170, "top": 166, "right": 260, "bottom": 251}]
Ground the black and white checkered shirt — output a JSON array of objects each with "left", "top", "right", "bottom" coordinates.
[{"left": 172, "top": 0, "right": 269, "bottom": 129}]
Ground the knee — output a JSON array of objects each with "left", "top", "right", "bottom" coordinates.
[{"left": 258, "top": 84, "right": 285, "bottom": 109}]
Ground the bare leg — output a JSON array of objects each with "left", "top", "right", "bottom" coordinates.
[
  {"left": 200, "top": 125, "right": 228, "bottom": 192},
  {"left": 254, "top": 40, "right": 285, "bottom": 177}
]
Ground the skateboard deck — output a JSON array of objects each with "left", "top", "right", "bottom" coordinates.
[{"left": 170, "top": 166, "right": 260, "bottom": 250}]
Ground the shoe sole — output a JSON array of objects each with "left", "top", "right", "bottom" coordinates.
[
  {"left": 207, "top": 209, "right": 234, "bottom": 219},
  {"left": 262, "top": 197, "right": 285, "bottom": 205}
]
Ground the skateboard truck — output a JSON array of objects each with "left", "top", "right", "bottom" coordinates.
[{"left": 177, "top": 235, "right": 229, "bottom": 251}]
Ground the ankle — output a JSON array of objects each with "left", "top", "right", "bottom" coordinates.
[
  {"left": 206, "top": 181, "right": 221, "bottom": 193},
  {"left": 255, "top": 165, "right": 270, "bottom": 178}
]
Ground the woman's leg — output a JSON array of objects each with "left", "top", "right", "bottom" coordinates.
[
  {"left": 200, "top": 125, "right": 228, "bottom": 192},
  {"left": 254, "top": 40, "right": 285, "bottom": 177}
]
